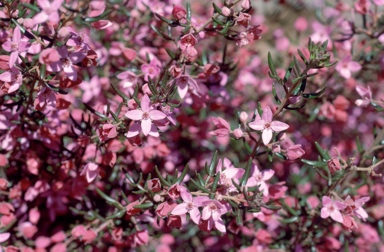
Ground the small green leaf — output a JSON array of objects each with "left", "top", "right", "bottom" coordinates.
[
  {"left": 240, "top": 158, "right": 252, "bottom": 187},
  {"left": 190, "top": 178, "right": 210, "bottom": 193},
  {"left": 272, "top": 83, "right": 281, "bottom": 105},
  {"left": 22, "top": 3, "right": 40, "bottom": 12},
  {"left": 84, "top": 103, "right": 107, "bottom": 119},
  {"left": 297, "top": 49, "right": 308, "bottom": 65},
  {"left": 279, "top": 216, "right": 298, "bottom": 223},
  {"left": 208, "top": 151, "right": 218, "bottom": 176},
  {"left": 236, "top": 209, "right": 243, "bottom": 226},
  {"left": 111, "top": 82, "right": 129, "bottom": 102},
  {"left": 133, "top": 202, "right": 154, "bottom": 209},
  {"left": 356, "top": 136, "right": 364, "bottom": 153},
  {"left": 301, "top": 159, "right": 327, "bottom": 167},
  {"left": 268, "top": 52, "right": 278, "bottom": 78},
  {"left": 150, "top": 24, "right": 174, "bottom": 41},
  {"left": 84, "top": 9, "right": 113, "bottom": 22},
  {"left": 283, "top": 61, "right": 294, "bottom": 84},
  {"left": 315, "top": 142, "right": 331, "bottom": 160},
  {"left": 302, "top": 85, "right": 327, "bottom": 99},
  {"left": 155, "top": 166, "right": 171, "bottom": 186},
  {"left": 175, "top": 163, "right": 189, "bottom": 184},
  {"left": 212, "top": 16, "right": 225, "bottom": 25},
  {"left": 212, "top": 3, "right": 222, "bottom": 14},
  {"left": 186, "top": 2, "right": 191, "bottom": 20},
  {"left": 165, "top": 48, "right": 176, "bottom": 59},
  {"left": 211, "top": 172, "right": 220, "bottom": 193},
  {"left": 154, "top": 13, "right": 173, "bottom": 24}
]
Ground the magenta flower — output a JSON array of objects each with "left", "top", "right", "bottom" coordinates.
[
  {"left": 125, "top": 94, "right": 167, "bottom": 137},
  {"left": 320, "top": 196, "right": 346, "bottom": 223},
  {"left": 33, "top": 0, "right": 64, "bottom": 25},
  {"left": 171, "top": 190, "right": 205, "bottom": 224},
  {"left": 335, "top": 56, "right": 362, "bottom": 79},
  {"left": 2, "top": 26, "right": 30, "bottom": 68},
  {"left": 248, "top": 106, "right": 289, "bottom": 145},
  {"left": 246, "top": 165, "right": 274, "bottom": 196}
]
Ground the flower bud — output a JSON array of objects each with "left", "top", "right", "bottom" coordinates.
[
  {"left": 241, "top": 0, "right": 251, "bottom": 9},
  {"left": 233, "top": 128, "right": 243, "bottom": 139},
  {"left": 147, "top": 178, "right": 162, "bottom": 193},
  {"left": 286, "top": 144, "right": 305, "bottom": 160},
  {"left": 239, "top": 111, "right": 248, "bottom": 123},
  {"left": 172, "top": 5, "right": 187, "bottom": 21},
  {"left": 222, "top": 7, "right": 231, "bottom": 16},
  {"left": 327, "top": 156, "right": 341, "bottom": 173}
]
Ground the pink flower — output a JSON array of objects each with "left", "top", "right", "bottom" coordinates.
[
  {"left": 335, "top": 56, "right": 362, "bottom": 79},
  {"left": 79, "top": 76, "right": 102, "bottom": 103},
  {"left": 211, "top": 117, "right": 230, "bottom": 137},
  {"left": 172, "top": 5, "right": 187, "bottom": 22},
  {"left": 33, "top": 0, "right": 64, "bottom": 25},
  {"left": 171, "top": 190, "right": 205, "bottom": 224},
  {"left": 320, "top": 196, "right": 346, "bottom": 223},
  {"left": 286, "top": 144, "right": 305, "bottom": 160},
  {"left": 174, "top": 75, "right": 199, "bottom": 99},
  {"left": 355, "top": 85, "right": 372, "bottom": 107},
  {"left": 199, "top": 197, "right": 229, "bottom": 233},
  {"left": 141, "top": 59, "right": 161, "bottom": 81},
  {"left": 248, "top": 106, "right": 289, "bottom": 145},
  {"left": 2, "top": 26, "right": 30, "bottom": 68},
  {"left": 344, "top": 196, "right": 370, "bottom": 221},
  {"left": 125, "top": 94, "right": 167, "bottom": 137},
  {"left": 56, "top": 46, "right": 86, "bottom": 81},
  {"left": 216, "top": 158, "right": 244, "bottom": 192},
  {"left": 246, "top": 165, "right": 274, "bottom": 196},
  {"left": 0, "top": 67, "right": 22, "bottom": 93},
  {"left": 80, "top": 162, "right": 99, "bottom": 183}
]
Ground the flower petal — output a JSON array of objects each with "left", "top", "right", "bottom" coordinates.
[
  {"left": 141, "top": 119, "right": 152, "bottom": 136},
  {"left": 125, "top": 110, "right": 143, "bottom": 120},
  {"left": 140, "top": 94, "right": 151, "bottom": 112},
  {"left": 262, "top": 128, "right": 273, "bottom": 145},
  {"left": 171, "top": 203, "right": 188, "bottom": 215},
  {"left": 270, "top": 121, "right": 289, "bottom": 132},
  {"left": 330, "top": 210, "right": 344, "bottom": 223},
  {"left": 262, "top": 106, "right": 273, "bottom": 122},
  {"left": 202, "top": 206, "right": 211, "bottom": 220},
  {"left": 189, "top": 207, "right": 201, "bottom": 224},
  {"left": 149, "top": 110, "right": 167, "bottom": 121},
  {"left": 248, "top": 120, "right": 265, "bottom": 131}
]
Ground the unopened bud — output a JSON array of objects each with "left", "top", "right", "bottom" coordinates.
[
  {"left": 239, "top": 111, "right": 248, "bottom": 123},
  {"left": 233, "top": 128, "right": 243, "bottom": 139},
  {"left": 241, "top": 0, "right": 251, "bottom": 9}
]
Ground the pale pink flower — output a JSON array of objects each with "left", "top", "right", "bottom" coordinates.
[
  {"left": 199, "top": 197, "right": 229, "bottom": 233},
  {"left": 2, "top": 26, "right": 30, "bottom": 68},
  {"left": 216, "top": 158, "right": 244, "bottom": 192},
  {"left": 79, "top": 76, "right": 102, "bottom": 103},
  {"left": 0, "top": 232, "right": 10, "bottom": 243},
  {"left": 246, "top": 165, "right": 274, "bottom": 196},
  {"left": 355, "top": 85, "right": 372, "bottom": 107},
  {"left": 286, "top": 144, "right": 305, "bottom": 160},
  {"left": 33, "top": 0, "right": 64, "bottom": 25},
  {"left": 125, "top": 94, "right": 167, "bottom": 137},
  {"left": 335, "top": 56, "right": 361, "bottom": 79},
  {"left": 174, "top": 75, "right": 199, "bottom": 99},
  {"left": 373, "top": 0, "right": 384, "bottom": 5},
  {"left": 171, "top": 190, "right": 205, "bottom": 224},
  {"left": 80, "top": 162, "right": 99, "bottom": 183},
  {"left": 320, "top": 196, "right": 346, "bottom": 223},
  {"left": 241, "top": 0, "right": 251, "bottom": 9},
  {"left": 211, "top": 117, "right": 230, "bottom": 137},
  {"left": 57, "top": 46, "right": 86, "bottom": 81},
  {"left": 248, "top": 106, "right": 289, "bottom": 145}
]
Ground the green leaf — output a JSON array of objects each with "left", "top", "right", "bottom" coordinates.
[
  {"left": 84, "top": 103, "right": 107, "bottom": 119},
  {"left": 272, "top": 83, "right": 281, "bottom": 105},
  {"left": 175, "top": 163, "right": 189, "bottom": 184},
  {"left": 356, "top": 136, "right": 364, "bottom": 153},
  {"left": 212, "top": 16, "right": 225, "bottom": 25},
  {"left": 279, "top": 216, "right": 298, "bottom": 223},
  {"left": 268, "top": 52, "right": 278, "bottom": 78},
  {"left": 186, "top": 2, "right": 191, "bottom": 20},
  {"left": 133, "top": 202, "right": 154, "bottom": 209},
  {"left": 150, "top": 24, "right": 174, "bottom": 41},
  {"left": 165, "top": 48, "right": 176, "bottom": 59},
  {"left": 283, "top": 61, "right": 294, "bottom": 84},
  {"left": 154, "top": 13, "right": 173, "bottom": 24},
  {"left": 315, "top": 142, "right": 331, "bottom": 160},
  {"left": 211, "top": 172, "right": 220, "bottom": 193},
  {"left": 208, "top": 151, "right": 218, "bottom": 176},
  {"left": 84, "top": 9, "right": 113, "bottom": 22},
  {"left": 236, "top": 209, "right": 243, "bottom": 226},
  {"left": 190, "top": 178, "right": 210, "bottom": 193},
  {"left": 240, "top": 158, "right": 252, "bottom": 187},
  {"left": 111, "top": 82, "right": 129, "bottom": 102},
  {"left": 155, "top": 166, "right": 171, "bottom": 186},
  {"left": 297, "top": 49, "right": 308, "bottom": 65},
  {"left": 303, "top": 85, "right": 327, "bottom": 99},
  {"left": 301, "top": 159, "right": 327, "bottom": 167},
  {"left": 212, "top": 3, "right": 222, "bottom": 14},
  {"left": 22, "top": 3, "right": 40, "bottom": 12},
  {"left": 95, "top": 188, "right": 124, "bottom": 210},
  {"left": 106, "top": 210, "right": 126, "bottom": 220}
]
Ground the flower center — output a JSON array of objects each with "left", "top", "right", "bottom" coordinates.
[
  {"left": 186, "top": 202, "right": 194, "bottom": 211},
  {"left": 62, "top": 58, "right": 72, "bottom": 68},
  {"left": 142, "top": 112, "right": 150, "bottom": 120},
  {"left": 11, "top": 42, "right": 18, "bottom": 52},
  {"left": 209, "top": 203, "right": 217, "bottom": 211},
  {"left": 264, "top": 122, "right": 271, "bottom": 129}
]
